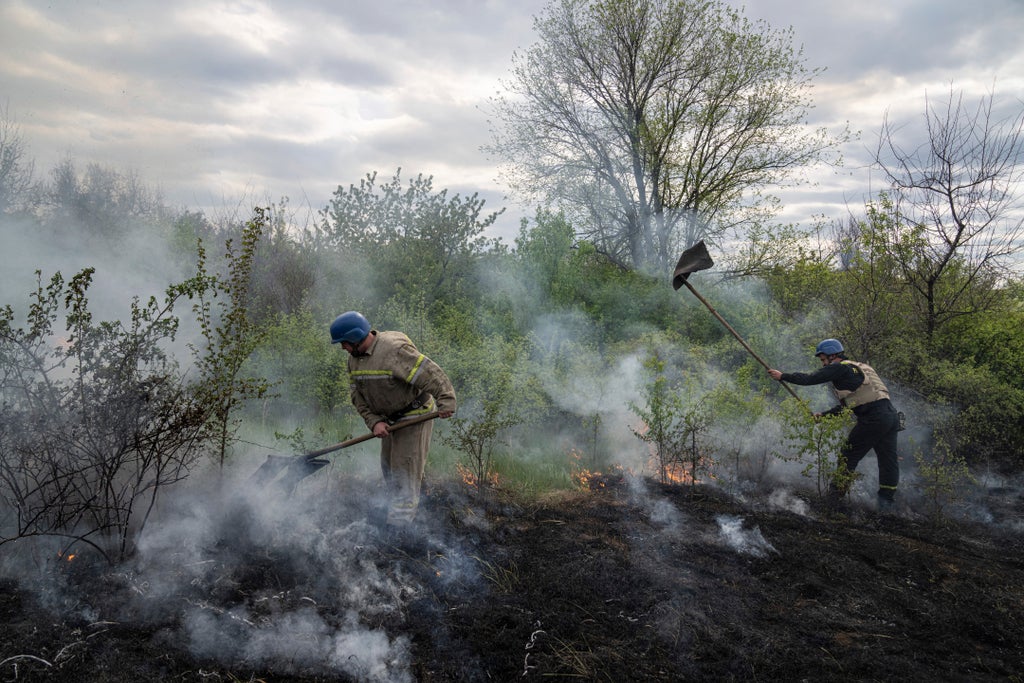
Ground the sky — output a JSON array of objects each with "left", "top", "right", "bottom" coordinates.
[{"left": 2, "top": 0, "right": 1023, "bottom": 243}]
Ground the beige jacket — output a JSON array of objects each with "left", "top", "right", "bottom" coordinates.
[{"left": 348, "top": 330, "right": 456, "bottom": 430}]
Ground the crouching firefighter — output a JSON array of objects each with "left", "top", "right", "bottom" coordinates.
[
  {"left": 767, "top": 338, "right": 901, "bottom": 511},
  {"left": 330, "top": 311, "right": 456, "bottom": 527}
]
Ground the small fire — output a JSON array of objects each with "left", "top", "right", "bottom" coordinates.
[
  {"left": 635, "top": 422, "right": 709, "bottom": 486},
  {"left": 456, "top": 462, "right": 499, "bottom": 489},
  {"left": 58, "top": 552, "right": 77, "bottom": 562},
  {"left": 568, "top": 448, "right": 626, "bottom": 490},
  {"left": 659, "top": 460, "right": 698, "bottom": 486}
]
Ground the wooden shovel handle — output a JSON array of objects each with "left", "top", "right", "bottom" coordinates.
[
  {"left": 681, "top": 281, "right": 811, "bottom": 412},
  {"left": 300, "top": 411, "right": 441, "bottom": 460}
]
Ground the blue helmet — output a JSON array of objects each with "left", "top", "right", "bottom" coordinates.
[
  {"left": 815, "top": 338, "right": 844, "bottom": 356},
  {"left": 330, "top": 311, "right": 370, "bottom": 344}
]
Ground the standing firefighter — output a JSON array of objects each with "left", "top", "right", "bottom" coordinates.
[
  {"left": 767, "top": 339, "right": 901, "bottom": 511},
  {"left": 330, "top": 311, "right": 456, "bottom": 528}
]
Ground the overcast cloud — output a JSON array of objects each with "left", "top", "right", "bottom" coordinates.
[{"left": 2, "top": 0, "right": 1023, "bottom": 241}]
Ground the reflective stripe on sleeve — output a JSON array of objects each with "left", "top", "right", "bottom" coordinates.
[{"left": 405, "top": 354, "right": 426, "bottom": 385}]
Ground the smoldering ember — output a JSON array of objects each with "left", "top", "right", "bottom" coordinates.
[{"left": 1, "top": 468, "right": 1022, "bottom": 682}]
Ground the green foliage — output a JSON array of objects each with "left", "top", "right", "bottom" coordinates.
[
  {"left": 316, "top": 169, "right": 504, "bottom": 310},
  {"left": 168, "top": 210, "right": 216, "bottom": 269},
  {"left": 630, "top": 352, "right": 715, "bottom": 485},
  {"left": 251, "top": 307, "right": 350, "bottom": 417},
  {"left": 937, "top": 285, "right": 1024, "bottom": 387},
  {"left": 775, "top": 399, "right": 854, "bottom": 497},
  {"left": 762, "top": 247, "right": 836, "bottom": 318},
  {"left": 188, "top": 207, "right": 275, "bottom": 470},
  {"left": 703, "top": 383, "right": 776, "bottom": 490},
  {"left": 441, "top": 334, "right": 542, "bottom": 493},
  {"left": 911, "top": 359, "right": 1024, "bottom": 467},
  {"left": 520, "top": 235, "right": 692, "bottom": 344},
  {"left": 913, "top": 437, "right": 975, "bottom": 524},
  {"left": 516, "top": 209, "right": 576, "bottom": 304}
]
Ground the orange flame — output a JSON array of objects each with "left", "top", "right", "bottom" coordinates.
[
  {"left": 568, "top": 448, "right": 627, "bottom": 490},
  {"left": 635, "top": 421, "right": 708, "bottom": 485},
  {"left": 660, "top": 461, "right": 698, "bottom": 485},
  {"left": 456, "top": 462, "right": 499, "bottom": 489}
]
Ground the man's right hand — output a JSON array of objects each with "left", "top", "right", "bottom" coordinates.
[{"left": 372, "top": 421, "right": 390, "bottom": 438}]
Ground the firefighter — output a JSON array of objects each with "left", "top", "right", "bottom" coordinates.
[
  {"left": 767, "top": 338, "right": 900, "bottom": 511},
  {"left": 330, "top": 311, "right": 456, "bottom": 528}
]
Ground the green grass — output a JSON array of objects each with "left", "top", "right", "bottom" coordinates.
[
  {"left": 234, "top": 413, "right": 585, "bottom": 497},
  {"left": 428, "top": 441, "right": 579, "bottom": 497}
]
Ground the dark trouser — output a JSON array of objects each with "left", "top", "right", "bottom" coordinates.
[{"left": 840, "top": 399, "right": 900, "bottom": 499}]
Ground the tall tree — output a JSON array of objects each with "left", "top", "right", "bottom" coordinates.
[
  {"left": 487, "top": 0, "right": 845, "bottom": 273},
  {"left": 870, "top": 87, "right": 1024, "bottom": 346}
]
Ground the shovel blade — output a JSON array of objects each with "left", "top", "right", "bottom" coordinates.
[
  {"left": 672, "top": 240, "right": 714, "bottom": 290},
  {"left": 249, "top": 455, "right": 293, "bottom": 487},
  {"left": 277, "top": 458, "right": 331, "bottom": 493}
]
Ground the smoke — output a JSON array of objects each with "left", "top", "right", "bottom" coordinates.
[
  {"left": 715, "top": 515, "right": 778, "bottom": 558},
  {"left": 767, "top": 489, "right": 812, "bottom": 516},
  {"left": 102, "top": 471, "right": 451, "bottom": 680},
  {"left": 0, "top": 213, "right": 191, "bottom": 325},
  {"left": 625, "top": 472, "right": 686, "bottom": 533},
  {"left": 183, "top": 606, "right": 413, "bottom": 682}
]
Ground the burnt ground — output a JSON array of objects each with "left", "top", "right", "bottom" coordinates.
[{"left": 1, "top": 475, "right": 1023, "bottom": 682}]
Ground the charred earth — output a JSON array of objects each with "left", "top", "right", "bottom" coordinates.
[{"left": 1, "top": 476, "right": 1022, "bottom": 682}]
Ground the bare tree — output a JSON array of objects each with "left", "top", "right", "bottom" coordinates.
[
  {"left": 486, "top": 0, "right": 845, "bottom": 273},
  {"left": 872, "top": 87, "right": 1024, "bottom": 344},
  {"left": 0, "top": 102, "right": 35, "bottom": 215}
]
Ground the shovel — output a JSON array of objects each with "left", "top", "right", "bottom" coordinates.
[
  {"left": 250, "top": 411, "right": 442, "bottom": 490},
  {"left": 672, "top": 241, "right": 808, "bottom": 409}
]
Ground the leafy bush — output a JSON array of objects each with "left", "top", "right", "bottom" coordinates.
[{"left": 775, "top": 399, "right": 855, "bottom": 498}]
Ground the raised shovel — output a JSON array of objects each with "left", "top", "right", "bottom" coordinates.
[
  {"left": 250, "top": 411, "right": 442, "bottom": 490},
  {"left": 672, "top": 241, "right": 808, "bottom": 409}
]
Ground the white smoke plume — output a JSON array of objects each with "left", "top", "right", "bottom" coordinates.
[
  {"left": 626, "top": 472, "right": 686, "bottom": 533},
  {"left": 715, "top": 515, "right": 778, "bottom": 558},
  {"left": 767, "top": 489, "right": 812, "bottom": 517},
  {"left": 116, "top": 471, "right": 452, "bottom": 680},
  {"left": 183, "top": 606, "right": 413, "bottom": 682}
]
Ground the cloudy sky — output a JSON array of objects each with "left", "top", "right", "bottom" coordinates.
[{"left": 2, "top": 0, "right": 1023, "bottom": 241}]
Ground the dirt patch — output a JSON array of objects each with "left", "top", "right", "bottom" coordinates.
[{"left": 1, "top": 478, "right": 1022, "bottom": 681}]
